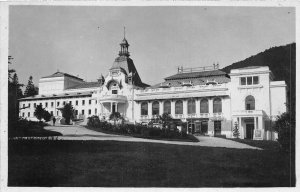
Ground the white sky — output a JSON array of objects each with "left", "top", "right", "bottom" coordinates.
[{"left": 9, "top": 6, "right": 295, "bottom": 86}]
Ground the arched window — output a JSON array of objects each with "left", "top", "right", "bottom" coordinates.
[
  {"left": 141, "top": 102, "right": 148, "bottom": 115},
  {"left": 200, "top": 99, "right": 209, "bottom": 113},
  {"left": 213, "top": 98, "right": 222, "bottom": 113},
  {"left": 188, "top": 99, "right": 196, "bottom": 114},
  {"left": 175, "top": 100, "right": 183, "bottom": 114},
  {"left": 245, "top": 95, "right": 255, "bottom": 110},
  {"left": 163, "top": 100, "right": 171, "bottom": 114},
  {"left": 152, "top": 101, "right": 159, "bottom": 115}
]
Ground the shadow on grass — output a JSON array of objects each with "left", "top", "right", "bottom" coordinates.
[{"left": 8, "top": 139, "right": 294, "bottom": 187}]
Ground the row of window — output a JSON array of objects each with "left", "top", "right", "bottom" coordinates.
[
  {"left": 240, "top": 76, "right": 259, "bottom": 85},
  {"left": 22, "top": 108, "right": 98, "bottom": 118},
  {"left": 141, "top": 98, "right": 222, "bottom": 116},
  {"left": 75, "top": 108, "right": 98, "bottom": 116},
  {"left": 22, "top": 99, "right": 97, "bottom": 108}
]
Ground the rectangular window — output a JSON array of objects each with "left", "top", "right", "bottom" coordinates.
[
  {"left": 95, "top": 100, "right": 97, "bottom": 104},
  {"left": 40, "top": 103, "right": 42, "bottom": 106},
  {"left": 75, "top": 110, "right": 78, "bottom": 115},
  {"left": 34, "top": 103, "right": 36, "bottom": 108},
  {"left": 112, "top": 90, "right": 118, "bottom": 94},
  {"left": 23, "top": 104, "right": 25, "bottom": 108},
  {"left": 82, "top": 100, "right": 85, "bottom": 105},
  {"left": 63, "top": 101, "right": 66, "bottom": 105},
  {"left": 76, "top": 100, "right": 78, "bottom": 106},
  {"left": 57, "top": 111, "right": 59, "bottom": 116},
  {"left": 28, "top": 112, "right": 30, "bottom": 117},
  {"left": 240, "top": 77, "right": 246, "bottom": 85},
  {"left": 89, "top": 100, "right": 91, "bottom": 105},
  {"left": 88, "top": 109, "right": 91, "bottom": 115},
  {"left": 82, "top": 110, "right": 84, "bottom": 115},
  {"left": 57, "top": 102, "right": 60, "bottom": 106},
  {"left": 28, "top": 103, "right": 31, "bottom": 108},
  {"left": 51, "top": 102, "right": 54, "bottom": 107},
  {"left": 50, "top": 111, "right": 53, "bottom": 115},
  {"left": 69, "top": 101, "right": 72, "bottom": 105},
  {"left": 22, "top": 112, "right": 25, "bottom": 117},
  {"left": 247, "top": 76, "right": 252, "bottom": 85},
  {"left": 95, "top": 108, "right": 97, "bottom": 115},
  {"left": 253, "top": 76, "right": 259, "bottom": 84},
  {"left": 246, "top": 103, "right": 251, "bottom": 110},
  {"left": 45, "top": 102, "right": 48, "bottom": 107}
]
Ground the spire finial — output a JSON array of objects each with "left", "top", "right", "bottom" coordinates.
[{"left": 124, "top": 26, "right": 126, "bottom": 39}]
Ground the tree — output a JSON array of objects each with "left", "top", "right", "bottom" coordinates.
[
  {"left": 161, "top": 113, "right": 173, "bottom": 128},
  {"left": 109, "top": 112, "right": 123, "bottom": 125},
  {"left": 12, "top": 73, "right": 23, "bottom": 99},
  {"left": 61, "top": 103, "right": 75, "bottom": 124},
  {"left": 232, "top": 121, "right": 240, "bottom": 138},
  {"left": 24, "top": 76, "right": 38, "bottom": 97},
  {"left": 274, "top": 112, "right": 295, "bottom": 152},
  {"left": 43, "top": 110, "right": 52, "bottom": 122},
  {"left": 34, "top": 104, "right": 44, "bottom": 122}
]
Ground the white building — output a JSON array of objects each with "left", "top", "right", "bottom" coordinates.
[{"left": 19, "top": 37, "right": 287, "bottom": 140}]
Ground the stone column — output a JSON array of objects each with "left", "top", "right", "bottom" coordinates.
[
  {"left": 258, "top": 116, "right": 263, "bottom": 130},
  {"left": 183, "top": 99, "right": 188, "bottom": 118},
  {"left": 148, "top": 101, "right": 152, "bottom": 118},
  {"left": 195, "top": 98, "right": 200, "bottom": 116},
  {"left": 171, "top": 100, "right": 175, "bottom": 118},
  {"left": 239, "top": 117, "right": 243, "bottom": 139},
  {"left": 208, "top": 98, "right": 213, "bottom": 115},
  {"left": 159, "top": 101, "right": 164, "bottom": 115}
]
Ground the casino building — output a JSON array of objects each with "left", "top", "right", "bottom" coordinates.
[{"left": 19, "top": 36, "right": 287, "bottom": 140}]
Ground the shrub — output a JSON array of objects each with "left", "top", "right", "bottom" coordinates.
[
  {"left": 274, "top": 112, "right": 295, "bottom": 152},
  {"left": 87, "top": 115, "right": 101, "bottom": 128}
]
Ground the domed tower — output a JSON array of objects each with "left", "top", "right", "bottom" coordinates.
[
  {"left": 109, "top": 28, "right": 149, "bottom": 88},
  {"left": 119, "top": 37, "right": 130, "bottom": 57},
  {"left": 118, "top": 27, "right": 130, "bottom": 57}
]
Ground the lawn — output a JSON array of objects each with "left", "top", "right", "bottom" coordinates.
[{"left": 8, "top": 139, "right": 294, "bottom": 187}]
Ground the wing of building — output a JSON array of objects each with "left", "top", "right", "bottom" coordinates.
[{"left": 19, "top": 37, "right": 286, "bottom": 141}]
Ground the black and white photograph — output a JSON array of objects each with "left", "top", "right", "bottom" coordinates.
[{"left": 0, "top": 0, "right": 297, "bottom": 189}]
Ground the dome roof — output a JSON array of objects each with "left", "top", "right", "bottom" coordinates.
[{"left": 120, "top": 38, "right": 129, "bottom": 45}]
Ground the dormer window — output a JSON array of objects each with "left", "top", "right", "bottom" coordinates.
[
  {"left": 112, "top": 90, "right": 118, "bottom": 94},
  {"left": 240, "top": 76, "right": 259, "bottom": 85}
]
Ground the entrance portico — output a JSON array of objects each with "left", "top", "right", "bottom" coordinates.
[
  {"left": 232, "top": 110, "right": 264, "bottom": 140},
  {"left": 98, "top": 94, "right": 127, "bottom": 119}
]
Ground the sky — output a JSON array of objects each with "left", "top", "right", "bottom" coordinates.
[{"left": 9, "top": 6, "right": 295, "bottom": 87}]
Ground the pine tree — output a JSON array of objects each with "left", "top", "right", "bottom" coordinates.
[
  {"left": 34, "top": 104, "right": 44, "bottom": 122},
  {"left": 24, "top": 76, "right": 38, "bottom": 97},
  {"left": 12, "top": 73, "right": 23, "bottom": 99},
  {"left": 61, "top": 103, "right": 75, "bottom": 124},
  {"left": 232, "top": 121, "right": 240, "bottom": 138}
]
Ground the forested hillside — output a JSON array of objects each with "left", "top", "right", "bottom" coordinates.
[{"left": 222, "top": 43, "right": 296, "bottom": 114}]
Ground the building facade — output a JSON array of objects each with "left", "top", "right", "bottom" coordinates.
[{"left": 19, "top": 37, "right": 287, "bottom": 140}]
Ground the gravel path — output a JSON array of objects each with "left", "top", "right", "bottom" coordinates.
[{"left": 44, "top": 125, "right": 261, "bottom": 150}]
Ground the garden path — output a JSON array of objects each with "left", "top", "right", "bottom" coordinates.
[{"left": 44, "top": 125, "right": 261, "bottom": 150}]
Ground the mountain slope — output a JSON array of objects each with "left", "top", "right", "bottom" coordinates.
[{"left": 222, "top": 43, "right": 296, "bottom": 113}]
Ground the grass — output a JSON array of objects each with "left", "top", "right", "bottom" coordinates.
[
  {"left": 8, "top": 139, "right": 294, "bottom": 187},
  {"left": 227, "top": 138, "right": 281, "bottom": 150}
]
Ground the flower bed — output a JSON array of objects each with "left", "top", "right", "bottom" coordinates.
[{"left": 86, "top": 115, "right": 198, "bottom": 142}]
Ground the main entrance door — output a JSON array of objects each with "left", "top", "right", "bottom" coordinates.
[
  {"left": 245, "top": 124, "right": 254, "bottom": 139},
  {"left": 214, "top": 121, "right": 222, "bottom": 136}
]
